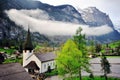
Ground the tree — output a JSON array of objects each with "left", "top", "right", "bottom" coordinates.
[
  {"left": 74, "top": 27, "right": 86, "bottom": 55},
  {"left": 56, "top": 39, "right": 83, "bottom": 80},
  {"left": 73, "top": 27, "right": 90, "bottom": 80},
  {"left": 116, "top": 41, "right": 120, "bottom": 55},
  {"left": 23, "top": 28, "right": 33, "bottom": 51},
  {"left": 89, "top": 40, "right": 95, "bottom": 53},
  {"left": 88, "top": 40, "right": 96, "bottom": 58},
  {"left": 95, "top": 43, "right": 102, "bottom": 53},
  {"left": 100, "top": 56, "right": 111, "bottom": 80},
  {"left": 0, "top": 53, "right": 5, "bottom": 64}
]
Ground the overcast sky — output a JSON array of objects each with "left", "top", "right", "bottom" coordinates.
[{"left": 37, "top": 0, "right": 120, "bottom": 25}]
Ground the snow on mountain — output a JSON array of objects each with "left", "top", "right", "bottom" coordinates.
[
  {"left": 114, "top": 25, "right": 120, "bottom": 33},
  {"left": 78, "top": 7, "right": 114, "bottom": 27}
]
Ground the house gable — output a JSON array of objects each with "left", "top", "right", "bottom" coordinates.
[{"left": 24, "top": 53, "right": 42, "bottom": 73}]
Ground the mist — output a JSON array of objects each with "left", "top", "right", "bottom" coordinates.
[{"left": 5, "top": 9, "right": 113, "bottom": 36}]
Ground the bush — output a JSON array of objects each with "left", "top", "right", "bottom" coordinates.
[{"left": 45, "top": 69, "right": 58, "bottom": 77}]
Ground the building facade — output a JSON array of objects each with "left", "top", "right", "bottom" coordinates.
[{"left": 23, "top": 29, "right": 56, "bottom": 73}]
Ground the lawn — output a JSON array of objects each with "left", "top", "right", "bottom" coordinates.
[
  {"left": 3, "top": 58, "right": 22, "bottom": 64},
  {"left": 106, "top": 56, "right": 120, "bottom": 58},
  {"left": 65, "top": 76, "right": 120, "bottom": 80},
  {"left": 0, "top": 48, "right": 15, "bottom": 55}
]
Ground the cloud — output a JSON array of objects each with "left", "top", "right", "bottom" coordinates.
[
  {"left": 20, "top": 9, "right": 50, "bottom": 20},
  {"left": 5, "top": 9, "right": 113, "bottom": 36}
]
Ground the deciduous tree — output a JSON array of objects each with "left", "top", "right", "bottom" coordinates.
[{"left": 56, "top": 39, "right": 82, "bottom": 80}]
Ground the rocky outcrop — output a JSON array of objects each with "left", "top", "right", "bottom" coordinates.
[{"left": 79, "top": 7, "right": 114, "bottom": 27}]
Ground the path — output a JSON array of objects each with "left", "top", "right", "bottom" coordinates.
[{"left": 45, "top": 57, "right": 120, "bottom": 80}]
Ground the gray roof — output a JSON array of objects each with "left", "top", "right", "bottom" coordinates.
[
  {"left": 0, "top": 63, "right": 34, "bottom": 80},
  {"left": 35, "top": 52, "right": 56, "bottom": 62}
]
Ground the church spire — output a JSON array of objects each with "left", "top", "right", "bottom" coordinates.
[{"left": 23, "top": 28, "right": 33, "bottom": 51}]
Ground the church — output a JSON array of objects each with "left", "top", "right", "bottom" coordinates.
[{"left": 23, "top": 29, "right": 56, "bottom": 74}]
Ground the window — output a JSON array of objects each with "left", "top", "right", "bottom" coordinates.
[
  {"left": 44, "top": 64, "right": 46, "bottom": 69},
  {"left": 53, "top": 62, "right": 55, "bottom": 66},
  {"left": 50, "top": 62, "right": 52, "bottom": 66}
]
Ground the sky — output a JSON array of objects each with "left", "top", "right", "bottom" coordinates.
[{"left": 37, "top": 0, "right": 120, "bottom": 25}]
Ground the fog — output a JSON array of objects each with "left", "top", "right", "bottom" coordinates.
[{"left": 5, "top": 9, "right": 113, "bottom": 36}]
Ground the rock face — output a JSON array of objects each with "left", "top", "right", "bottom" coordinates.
[
  {"left": 49, "top": 5, "right": 85, "bottom": 24},
  {"left": 0, "top": 0, "right": 85, "bottom": 24},
  {"left": 0, "top": 16, "right": 50, "bottom": 47},
  {"left": 79, "top": 7, "right": 114, "bottom": 27},
  {"left": 78, "top": 7, "right": 120, "bottom": 43},
  {"left": 0, "top": 0, "right": 120, "bottom": 45}
]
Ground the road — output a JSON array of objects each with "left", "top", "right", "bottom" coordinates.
[{"left": 45, "top": 57, "right": 120, "bottom": 80}]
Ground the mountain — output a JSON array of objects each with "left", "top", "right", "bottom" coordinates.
[
  {"left": 0, "top": 0, "right": 52, "bottom": 47},
  {"left": 115, "top": 26, "right": 120, "bottom": 33},
  {"left": 114, "top": 23, "right": 120, "bottom": 33},
  {"left": 0, "top": 15, "right": 51, "bottom": 47},
  {"left": 0, "top": 0, "right": 85, "bottom": 24},
  {"left": 78, "top": 7, "right": 120, "bottom": 43},
  {"left": 78, "top": 7, "right": 114, "bottom": 27},
  {"left": 0, "top": 0, "right": 120, "bottom": 46}
]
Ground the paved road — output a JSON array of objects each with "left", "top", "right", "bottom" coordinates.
[{"left": 45, "top": 57, "right": 120, "bottom": 80}]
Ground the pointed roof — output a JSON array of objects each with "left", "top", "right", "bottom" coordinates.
[
  {"left": 24, "top": 61, "right": 40, "bottom": 70},
  {"left": 24, "top": 28, "right": 33, "bottom": 50}
]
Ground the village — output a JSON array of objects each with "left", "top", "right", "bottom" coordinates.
[
  {"left": 1, "top": 0, "right": 120, "bottom": 80},
  {"left": 0, "top": 28, "right": 120, "bottom": 80}
]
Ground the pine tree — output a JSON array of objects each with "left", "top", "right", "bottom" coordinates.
[
  {"left": 23, "top": 28, "right": 33, "bottom": 51},
  {"left": 101, "top": 56, "right": 111, "bottom": 80}
]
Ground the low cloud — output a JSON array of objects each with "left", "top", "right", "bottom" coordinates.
[{"left": 5, "top": 9, "right": 113, "bottom": 36}]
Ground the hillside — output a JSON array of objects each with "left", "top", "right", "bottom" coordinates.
[{"left": 0, "top": 0, "right": 120, "bottom": 46}]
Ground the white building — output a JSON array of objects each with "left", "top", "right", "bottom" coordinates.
[{"left": 23, "top": 29, "right": 56, "bottom": 74}]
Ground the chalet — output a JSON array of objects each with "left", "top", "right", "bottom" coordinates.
[
  {"left": 0, "top": 63, "right": 34, "bottom": 80},
  {"left": 23, "top": 29, "right": 56, "bottom": 74}
]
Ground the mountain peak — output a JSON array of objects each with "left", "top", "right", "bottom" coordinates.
[
  {"left": 79, "top": 7, "right": 114, "bottom": 27},
  {"left": 86, "top": 7, "right": 97, "bottom": 10},
  {"left": 83, "top": 7, "right": 101, "bottom": 13},
  {"left": 56, "top": 4, "right": 74, "bottom": 9},
  {"left": 55, "top": 5, "right": 76, "bottom": 13}
]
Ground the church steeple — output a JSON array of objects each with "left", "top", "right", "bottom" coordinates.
[{"left": 23, "top": 28, "right": 33, "bottom": 51}]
